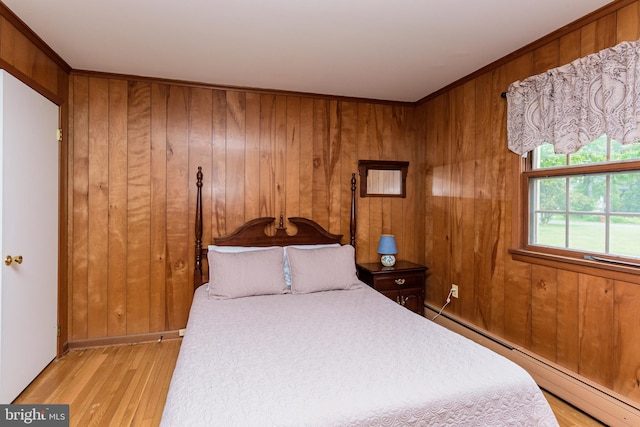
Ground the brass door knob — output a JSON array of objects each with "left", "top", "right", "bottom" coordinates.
[{"left": 4, "top": 255, "right": 23, "bottom": 266}]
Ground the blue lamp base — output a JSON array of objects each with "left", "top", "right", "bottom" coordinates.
[{"left": 380, "top": 254, "right": 396, "bottom": 267}]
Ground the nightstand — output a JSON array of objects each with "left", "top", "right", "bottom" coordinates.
[{"left": 356, "top": 261, "right": 427, "bottom": 314}]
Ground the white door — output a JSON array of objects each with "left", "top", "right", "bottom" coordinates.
[{"left": 0, "top": 70, "right": 59, "bottom": 403}]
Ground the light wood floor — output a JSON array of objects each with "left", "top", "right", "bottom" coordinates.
[
  {"left": 14, "top": 340, "right": 606, "bottom": 427},
  {"left": 14, "top": 340, "right": 181, "bottom": 427}
]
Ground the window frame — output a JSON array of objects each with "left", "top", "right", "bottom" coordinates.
[{"left": 512, "top": 151, "right": 640, "bottom": 276}]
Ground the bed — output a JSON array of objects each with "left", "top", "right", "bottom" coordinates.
[{"left": 160, "top": 168, "right": 558, "bottom": 427}]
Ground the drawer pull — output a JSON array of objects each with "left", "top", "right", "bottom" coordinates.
[{"left": 395, "top": 278, "right": 406, "bottom": 285}]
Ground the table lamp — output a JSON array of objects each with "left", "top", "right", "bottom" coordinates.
[{"left": 377, "top": 235, "right": 397, "bottom": 267}]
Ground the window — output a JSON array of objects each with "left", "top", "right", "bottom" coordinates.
[{"left": 524, "top": 136, "right": 640, "bottom": 262}]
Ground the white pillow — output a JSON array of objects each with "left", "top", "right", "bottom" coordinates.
[
  {"left": 283, "top": 243, "right": 341, "bottom": 287},
  {"left": 207, "top": 247, "right": 287, "bottom": 299},
  {"left": 287, "top": 245, "right": 361, "bottom": 294},
  {"left": 208, "top": 245, "right": 279, "bottom": 253}
]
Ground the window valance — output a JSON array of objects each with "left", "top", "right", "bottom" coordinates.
[{"left": 507, "top": 39, "right": 640, "bottom": 156}]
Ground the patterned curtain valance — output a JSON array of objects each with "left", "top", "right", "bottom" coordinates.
[{"left": 507, "top": 39, "right": 640, "bottom": 156}]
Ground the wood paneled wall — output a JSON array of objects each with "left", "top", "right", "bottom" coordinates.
[
  {"left": 67, "top": 76, "right": 424, "bottom": 341},
  {"left": 420, "top": 1, "right": 640, "bottom": 405}
]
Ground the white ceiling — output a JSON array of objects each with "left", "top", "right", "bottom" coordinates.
[{"left": 5, "top": 0, "right": 613, "bottom": 102}]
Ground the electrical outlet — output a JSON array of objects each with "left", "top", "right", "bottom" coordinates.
[
  {"left": 179, "top": 328, "right": 186, "bottom": 337},
  {"left": 451, "top": 284, "right": 459, "bottom": 299}
]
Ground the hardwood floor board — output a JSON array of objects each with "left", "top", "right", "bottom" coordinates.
[
  {"left": 14, "top": 340, "right": 606, "bottom": 427},
  {"left": 70, "top": 346, "right": 136, "bottom": 426},
  {"left": 149, "top": 344, "right": 180, "bottom": 427},
  {"left": 134, "top": 346, "right": 164, "bottom": 423},
  {"left": 99, "top": 370, "right": 136, "bottom": 427},
  {"left": 109, "top": 344, "right": 158, "bottom": 426},
  {"left": 75, "top": 345, "right": 137, "bottom": 427},
  {"left": 542, "top": 390, "right": 606, "bottom": 427},
  {"left": 139, "top": 340, "right": 181, "bottom": 424},
  {"left": 52, "top": 349, "right": 110, "bottom": 405},
  {"left": 127, "top": 344, "right": 164, "bottom": 425}
]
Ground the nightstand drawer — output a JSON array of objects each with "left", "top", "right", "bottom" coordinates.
[{"left": 372, "top": 272, "right": 424, "bottom": 291}]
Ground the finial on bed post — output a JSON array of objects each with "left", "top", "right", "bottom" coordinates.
[
  {"left": 194, "top": 167, "right": 203, "bottom": 291},
  {"left": 350, "top": 173, "right": 357, "bottom": 248}
]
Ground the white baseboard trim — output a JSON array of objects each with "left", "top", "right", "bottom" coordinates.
[{"left": 424, "top": 304, "right": 640, "bottom": 427}]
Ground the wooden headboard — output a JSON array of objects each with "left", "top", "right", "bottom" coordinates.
[{"left": 193, "top": 167, "right": 358, "bottom": 291}]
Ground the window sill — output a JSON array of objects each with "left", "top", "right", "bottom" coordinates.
[{"left": 509, "top": 248, "right": 640, "bottom": 284}]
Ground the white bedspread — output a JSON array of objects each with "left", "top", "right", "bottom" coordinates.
[{"left": 161, "top": 285, "right": 558, "bottom": 426}]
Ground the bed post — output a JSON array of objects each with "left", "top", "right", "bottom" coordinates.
[
  {"left": 350, "top": 173, "right": 356, "bottom": 248},
  {"left": 194, "top": 167, "right": 203, "bottom": 291}
]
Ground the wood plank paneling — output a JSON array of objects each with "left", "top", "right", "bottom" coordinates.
[
  {"left": 71, "top": 75, "right": 89, "bottom": 341},
  {"left": 449, "top": 86, "right": 464, "bottom": 317},
  {"left": 368, "top": 105, "right": 384, "bottom": 259},
  {"left": 578, "top": 275, "right": 614, "bottom": 387},
  {"left": 382, "top": 106, "right": 395, "bottom": 240},
  {"left": 472, "top": 71, "right": 493, "bottom": 329},
  {"left": 487, "top": 64, "right": 507, "bottom": 337},
  {"left": 165, "top": 85, "right": 190, "bottom": 330},
  {"left": 227, "top": 91, "right": 247, "bottom": 230},
  {"left": 340, "top": 101, "right": 357, "bottom": 244},
  {"left": 617, "top": 2, "right": 640, "bottom": 41},
  {"left": 260, "top": 94, "right": 276, "bottom": 223},
  {"left": 531, "top": 265, "right": 558, "bottom": 361},
  {"left": 107, "top": 80, "right": 128, "bottom": 337},
  {"left": 245, "top": 93, "right": 262, "bottom": 221},
  {"left": 459, "top": 81, "right": 476, "bottom": 319},
  {"left": 187, "top": 87, "right": 212, "bottom": 322},
  {"left": 400, "top": 105, "right": 420, "bottom": 262},
  {"left": 581, "top": 14, "right": 617, "bottom": 57},
  {"left": 559, "top": 30, "right": 582, "bottom": 64},
  {"left": 327, "top": 100, "right": 342, "bottom": 235},
  {"left": 355, "top": 103, "right": 372, "bottom": 261},
  {"left": 502, "top": 54, "right": 534, "bottom": 347},
  {"left": 211, "top": 90, "right": 227, "bottom": 237},
  {"left": 556, "top": 270, "right": 580, "bottom": 371},
  {"left": 275, "top": 96, "right": 287, "bottom": 220},
  {"left": 299, "top": 98, "right": 314, "bottom": 220},
  {"left": 284, "top": 96, "right": 300, "bottom": 216},
  {"left": 126, "top": 81, "right": 152, "bottom": 335},
  {"left": 613, "top": 280, "right": 640, "bottom": 401},
  {"left": 430, "top": 94, "right": 449, "bottom": 308},
  {"left": 87, "top": 77, "right": 109, "bottom": 338},
  {"left": 312, "top": 99, "right": 329, "bottom": 229},
  {"left": 286, "top": 97, "right": 301, "bottom": 218},
  {"left": 149, "top": 83, "right": 168, "bottom": 332}
]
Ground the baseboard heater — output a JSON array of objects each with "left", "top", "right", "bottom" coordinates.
[{"left": 424, "top": 304, "right": 640, "bottom": 427}]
